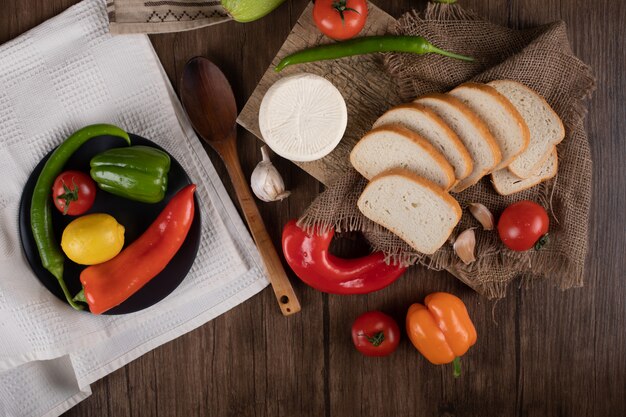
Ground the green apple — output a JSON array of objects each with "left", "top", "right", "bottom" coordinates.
[{"left": 221, "top": 0, "right": 286, "bottom": 22}]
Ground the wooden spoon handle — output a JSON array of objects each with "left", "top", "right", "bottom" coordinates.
[{"left": 216, "top": 139, "right": 301, "bottom": 316}]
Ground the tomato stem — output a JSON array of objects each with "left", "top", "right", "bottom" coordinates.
[
  {"left": 57, "top": 179, "right": 79, "bottom": 215},
  {"left": 364, "top": 331, "right": 385, "bottom": 346},
  {"left": 332, "top": 0, "right": 360, "bottom": 25},
  {"left": 452, "top": 357, "right": 461, "bottom": 378},
  {"left": 534, "top": 233, "right": 549, "bottom": 250}
]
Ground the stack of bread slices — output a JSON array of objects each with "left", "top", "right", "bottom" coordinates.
[{"left": 351, "top": 80, "right": 564, "bottom": 255}]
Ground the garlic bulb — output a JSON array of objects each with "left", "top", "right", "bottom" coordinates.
[
  {"left": 468, "top": 203, "right": 495, "bottom": 230},
  {"left": 250, "top": 146, "right": 290, "bottom": 202},
  {"left": 453, "top": 229, "right": 476, "bottom": 265}
]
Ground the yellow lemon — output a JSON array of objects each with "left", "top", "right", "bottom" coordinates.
[{"left": 61, "top": 213, "right": 125, "bottom": 265}]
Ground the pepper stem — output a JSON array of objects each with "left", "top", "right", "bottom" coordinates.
[
  {"left": 433, "top": 0, "right": 458, "bottom": 4},
  {"left": 427, "top": 44, "right": 475, "bottom": 62},
  {"left": 73, "top": 289, "right": 87, "bottom": 303},
  {"left": 452, "top": 356, "right": 461, "bottom": 378},
  {"left": 51, "top": 270, "right": 84, "bottom": 310}
]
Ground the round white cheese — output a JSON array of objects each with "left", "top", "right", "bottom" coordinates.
[{"left": 258, "top": 73, "right": 348, "bottom": 162}]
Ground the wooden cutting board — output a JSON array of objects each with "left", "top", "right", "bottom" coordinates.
[
  {"left": 237, "top": 3, "right": 471, "bottom": 285},
  {"left": 237, "top": 2, "right": 402, "bottom": 186}
]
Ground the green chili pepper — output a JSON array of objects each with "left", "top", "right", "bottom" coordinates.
[
  {"left": 275, "top": 35, "right": 474, "bottom": 72},
  {"left": 30, "top": 124, "right": 131, "bottom": 310},
  {"left": 90, "top": 146, "right": 171, "bottom": 203}
]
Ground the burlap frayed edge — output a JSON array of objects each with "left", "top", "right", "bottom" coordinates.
[
  {"left": 297, "top": 166, "right": 583, "bottom": 299},
  {"left": 561, "top": 62, "right": 596, "bottom": 130},
  {"left": 445, "top": 250, "right": 584, "bottom": 299},
  {"left": 296, "top": 194, "right": 383, "bottom": 236},
  {"left": 296, "top": 214, "right": 365, "bottom": 236},
  {"left": 392, "top": 3, "right": 482, "bottom": 28},
  {"left": 298, "top": 205, "right": 582, "bottom": 299}
]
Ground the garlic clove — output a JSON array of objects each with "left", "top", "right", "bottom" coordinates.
[
  {"left": 251, "top": 145, "right": 291, "bottom": 202},
  {"left": 453, "top": 229, "right": 476, "bottom": 265},
  {"left": 468, "top": 203, "right": 495, "bottom": 231}
]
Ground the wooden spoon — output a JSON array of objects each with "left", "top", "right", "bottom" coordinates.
[{"left": 180, "top": 56, "right": 300, "bottom": 316}]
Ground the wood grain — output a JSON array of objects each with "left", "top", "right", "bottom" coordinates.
[{"left": 0, "top": 0, "right": 624, "bottom": 416}]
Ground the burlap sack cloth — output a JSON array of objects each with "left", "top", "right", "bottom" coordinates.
[{"left": 298, "top": 3, "right": 596, "bottom": 298}]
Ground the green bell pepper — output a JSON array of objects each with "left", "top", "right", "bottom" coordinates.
[{"left": 90, "top": 145, "right": 171, "bottom": 203}]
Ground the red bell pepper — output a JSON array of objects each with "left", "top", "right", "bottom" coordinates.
[
  {"left": 78, "top": 184, "right": 196, "bottom": 314},
  {"left": 281, "top": 220, "right": 406, "bottom": 294}
]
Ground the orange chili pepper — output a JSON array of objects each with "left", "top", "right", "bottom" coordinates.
[{"left": 406, "top": 292, "right": 477, "bottom": 377}]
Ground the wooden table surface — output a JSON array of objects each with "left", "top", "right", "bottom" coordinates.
[{"left": 2, "top": 0, "right": 625, "bottom": 416}]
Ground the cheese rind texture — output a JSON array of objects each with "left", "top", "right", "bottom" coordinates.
[{"left": 259, "top": 73, "right": 347, "bottom": 162}]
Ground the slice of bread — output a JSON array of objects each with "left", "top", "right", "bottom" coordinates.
[
  {"left": 487, "top": 80, "right": 565, "bottom": 178},
  {"left": 415, "top": 93, "right": 502, "bottom": 192},
  {"left": 357, "top": 168, "right": 462, "bottom": 255},
  {"left": 372, "top": 103, "right": 473, "bottom": 181},
  {"left": 449, "top": 82, "right": 530, "bottom": 170},
  {"left": 350, "top": 125, "right": 456, "bottom": 190},
  {"left": 491, "top": 148, "right": 558, "bottom": 195}
]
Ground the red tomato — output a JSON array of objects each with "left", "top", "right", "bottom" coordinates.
[
  {"left": 351, "top": 311, "right": 400, "bottom": 357},
  {"left": 313, "top": 0, "right": 368, "bottom": 41},
  {"left": 52, "top": 170, "right": 96, "bottom": 215},
  {"left": 497, "top": 200, "right": 549, "bottom": 251}
]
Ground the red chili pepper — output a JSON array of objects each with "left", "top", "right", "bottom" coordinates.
[
  {"left": 281, "top": 220, "right": 406, "bottom": 294},
  {"left": 79, "top": 184, "right": 196, "bottom": 314}
]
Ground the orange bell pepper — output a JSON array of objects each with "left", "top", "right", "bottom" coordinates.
[{"left": 406, "top": 292, "right": 477, "bottom": 377}]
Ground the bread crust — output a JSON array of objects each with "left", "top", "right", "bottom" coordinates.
[
  {"left": 374, "top": 103, "right": 474, "bottom": 180},
  {"left": 358, "top": 168, "right": 462, "bottom": 254},
  {"left": 415, "top": 93, "right": 502, "bottom": 192},
  {"left": 488, "top": 80, "right": 565, "bottom": 142},
  {"left": 450, "top": 82, "right": 531, "bottom": 168},
  {"left": 417, "top": 93, "right": 502, "bottom": 169},
  {"left": 487, "top": 80, "right": 565, "bottom": 178},
  {"left": 351, "top": 124, "right": 456, "bottom": 190},
  {"left": 491, "top": 148, "right": 558, "bottom": 195}
]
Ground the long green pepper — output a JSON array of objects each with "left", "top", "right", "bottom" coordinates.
[
  {"left": 30, "top": 124, "right": 131, "bottom": 310},
  {"left": 275, "top": 35, "right": 474, "bottom": 72}
]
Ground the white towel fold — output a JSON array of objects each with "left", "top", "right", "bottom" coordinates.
[{"left": 0, "top": 0, "right": 269, "bottom": 415}]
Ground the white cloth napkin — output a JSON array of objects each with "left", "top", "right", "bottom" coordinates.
[{"left": 0, "top": 0, "right": 269, "bottom": 415}]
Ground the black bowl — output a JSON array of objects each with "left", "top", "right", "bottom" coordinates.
[{"left": 18, "top": 134, "right": 201, "bottom": 315}]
